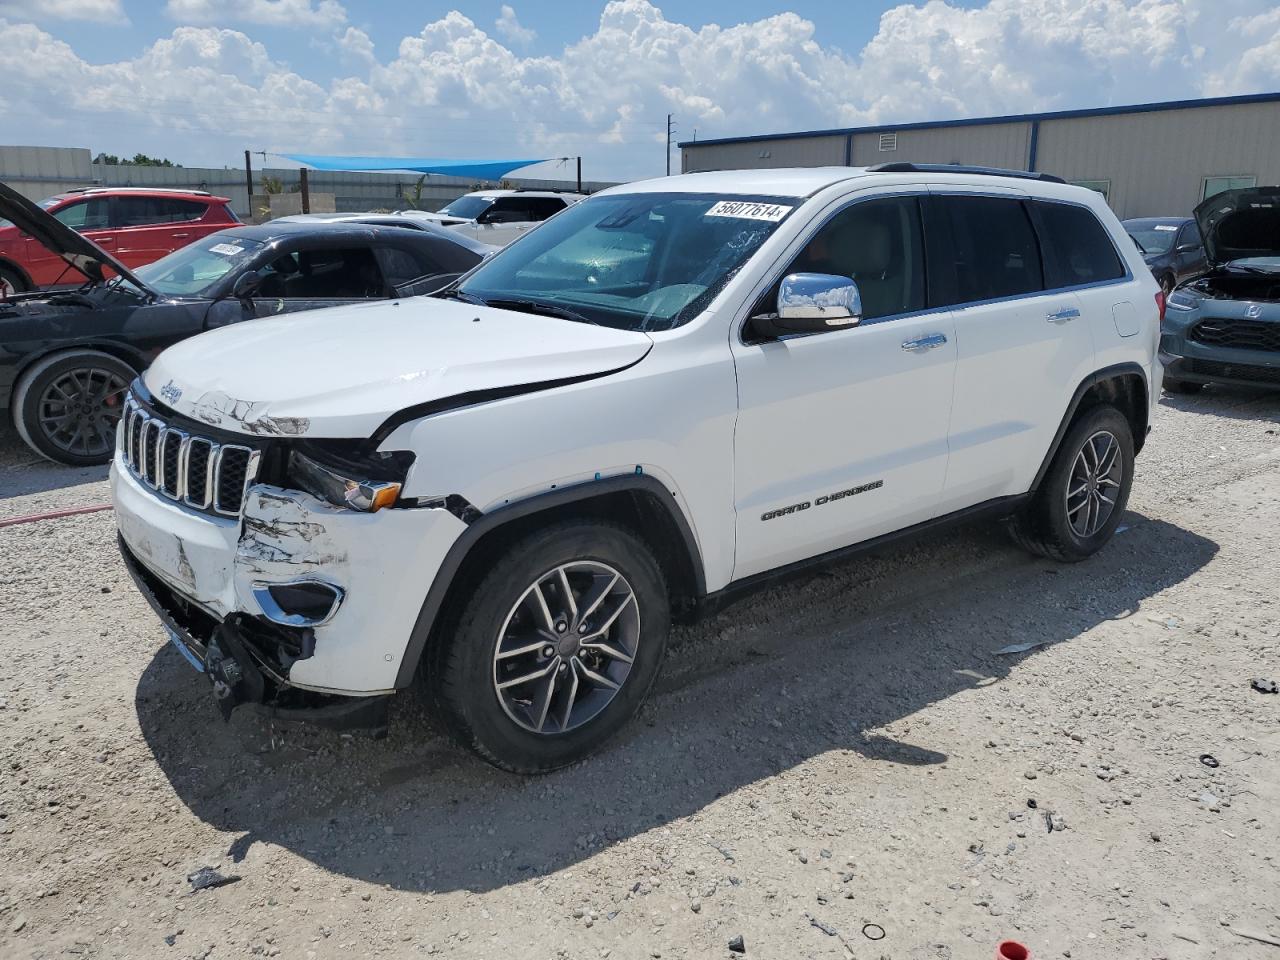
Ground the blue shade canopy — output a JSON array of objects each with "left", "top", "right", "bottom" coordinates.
[{"left": 279, "top": 154, "right": 553, "bottom": 180}]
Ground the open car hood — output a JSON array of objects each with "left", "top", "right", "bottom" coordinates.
[
  {"left": 0, "top": 180, "right": 154, "bottom": 293},
  {"left": 1194, "top": 186, "right": 1280, "bottom": 267}
]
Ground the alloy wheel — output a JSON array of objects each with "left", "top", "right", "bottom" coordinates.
[
  {"left": 492, "top": 561, "right": 640, "bottom": 735},
  {"left": 37, "top": 367, "right": 129, "bottom": 458},
  {"left": 1065, "top": 429, "right": 1123, "bottom": 538}
]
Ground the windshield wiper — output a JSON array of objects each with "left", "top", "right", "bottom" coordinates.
[
  {"left": 433, "top": 287, "right": 489, "bottom": 306},
  {"left": 486, "top": 298, "right": 600, "bottom": 326}
]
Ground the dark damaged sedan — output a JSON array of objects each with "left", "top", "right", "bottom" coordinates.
[
  {"left": 1160, "top": 186, "right": 1280, "bottom": 394},
  {"left": 0, "top": 180, "right": 490, "bottom": 465}
]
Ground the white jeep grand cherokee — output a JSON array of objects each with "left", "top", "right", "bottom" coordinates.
[{"left": 112, "top": 164, "right": 1162, "bottom": 772}]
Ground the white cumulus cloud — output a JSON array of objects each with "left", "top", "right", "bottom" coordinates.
[
  {"left": 495, "top": 4, "right": 536, "bottom": 47},
  {"left": 0, "top": 0, "right": 124, "bottom": 22},
  {"left": 1, "top": 1, "right": 1278, "bottom": 181},
  {"left": 164, "top": 0, "right": 346, "bottom": 29}
]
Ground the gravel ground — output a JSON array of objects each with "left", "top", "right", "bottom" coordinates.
[{"left": 1, "top": 386, "right": 1278, "bottom": 960}]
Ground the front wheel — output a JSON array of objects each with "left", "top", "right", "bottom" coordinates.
[
  {"left": 432, "top": 521, "right": 670, "bottom": 773},
  {"left": 1009, "top": 405, "right": 1135, "bottom": 562},
  {"left": 12, "top": 351, "right": 135, "bottom": 465}
]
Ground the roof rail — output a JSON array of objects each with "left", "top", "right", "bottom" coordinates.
[
  {"left": 866, "top": 162, "right": 1066, "bottom": 184},
  {"left": 509, "top": 187, "right": 581, "bottom": 194},
  {"left": 64, "top": 186, "right": 214, "bottom": 196}
]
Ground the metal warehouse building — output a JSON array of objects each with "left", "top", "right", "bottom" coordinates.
[{"left": 680, "top": 92, "right": 1280, "bottom": 219}]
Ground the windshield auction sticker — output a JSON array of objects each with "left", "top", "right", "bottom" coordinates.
[
  {"left": 705, "top": 201, "right": 793, "bottom": 222},
  {"left": 209, "top": 243, "right": 243, "bottom": 256}
]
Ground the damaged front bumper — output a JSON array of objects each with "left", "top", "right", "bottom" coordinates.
[{"left": 111, "top": 454, "right": 468, "bottom": 727}]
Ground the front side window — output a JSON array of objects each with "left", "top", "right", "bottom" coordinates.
[
  {"left": 1034, "top": 201, "right": 1125, "bottom": 288},
  {"left": 52, "top": 198, "right": 110, "bottom": 230},
  {"left": 777, "top": 195, "right": 925, "bottom": 321},
  {"left": 274, "top": 246, "right": 391, "bottom": 299},
  {"left": 482, "top": 198, "right": 537, "bottom": 224},
  {"left": 134, "top": 234, "right": 265, "bottom": 296},
  {"left": 937, "top": 195, "right": 1044, "bottom": 303},
  {"left": 451, "top": 192, "right": 796, "bottom": 332}
]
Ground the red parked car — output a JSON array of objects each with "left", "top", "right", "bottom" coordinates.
[{"left": 0, "top": 186, "right": 238, "bottom": 296}]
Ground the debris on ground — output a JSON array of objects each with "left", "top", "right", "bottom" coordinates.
[
  {"left": 1199, "top": 753, "right": 1220, "bottom": 768},
  {"left": 862, "top": 923, "right": 886, "bottom": 941},
  {"left": 993, "top": 639, "right": 1050, "bottom": 655},
  {"left": 1251, "top": 678, "right": 1278, "bottom": 694},
  {"left": 186, "top": 867, "right": 241, "bottom": 892},
  {"left": 727, "top": 934, "right": 746, "bottom": 954}
]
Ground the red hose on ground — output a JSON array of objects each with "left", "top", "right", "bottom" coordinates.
[{"left": 0, "top": 503, "right": 114, "bottom": 529}]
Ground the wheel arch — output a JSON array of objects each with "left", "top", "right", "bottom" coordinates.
[
  {"left": 8, "top": 342, "right": 146, "bottom": 411},
  {"left": 0, "top": 257, "right": 33, "bottom": 291},
  {"left": 395, "top": 474, "right": 706, "bottom": 690},
  {"left": 1031, "top": 363, "right": 1149, "bottom": 493}
]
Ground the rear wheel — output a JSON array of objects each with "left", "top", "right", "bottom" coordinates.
[
  {"left": 1163, "top": 377, "right": 1204, "bottom": 395},
  {"left": 1009, "top": 405, "right": 1134, "bottom": 562},
  {"left": 432, "top": 521, "right": 670, "bottom": 773},
  {"left": 13, "top": 351, "right": 135, "bottom": 465}
]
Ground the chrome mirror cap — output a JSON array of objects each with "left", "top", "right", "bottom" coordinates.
[{"left": 777, "top": 272, "right": 862, "bottom": 326}]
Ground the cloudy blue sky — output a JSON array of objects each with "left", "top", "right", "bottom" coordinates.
[{"left": 0, "top": 0, "right": 1277, "bottom": 181}]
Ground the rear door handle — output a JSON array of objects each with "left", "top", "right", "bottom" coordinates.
[
  {"left": 172, "top": 232, "right": 190, "bottom": 239},
  {"left": 901, "top": 332, "right": 948, "bottom": 352},
  {"left": 1046, "top": 307, "right": 1081, "bottom": 323}
]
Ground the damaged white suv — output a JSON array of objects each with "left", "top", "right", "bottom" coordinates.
[{"left": 112, "top": 164, "right": 1162, "bottom": 772}]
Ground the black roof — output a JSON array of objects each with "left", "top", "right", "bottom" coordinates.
[{"left": 215, "top": 221, "right": 434, "bottom": 244}]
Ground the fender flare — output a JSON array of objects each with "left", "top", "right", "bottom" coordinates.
[
  {"left": 1030, "top": 361, "right": 1149, "bottom": 492},
  {"left": 393, "top": 473, "right": 706, "bottom": 689}
]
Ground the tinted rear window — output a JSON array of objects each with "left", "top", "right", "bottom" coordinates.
[
  {"left": 935, "top": 195, "right": 1044, "bottom": 303},
  {"left": 1036, "top": 201, "right": 1126, "bottom": 287}
]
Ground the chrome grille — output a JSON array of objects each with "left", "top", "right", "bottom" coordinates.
[{"left": 121, "top": 394, "right": 260, "bottom": 517}]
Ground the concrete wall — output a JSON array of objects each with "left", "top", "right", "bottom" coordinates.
[
  {"left": 0, "top": 146, "right": 619, "bottom": 219},
  {"left": 682, "top": 134, "right": 846, "bottom": 173},
  {"left": 681, "top": 99, "right": 1280, "bottom": 219}
]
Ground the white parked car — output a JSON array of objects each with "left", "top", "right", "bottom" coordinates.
[
  {"left": 111, "top": 164, "right": 1162, "bottom": 772},
  {"left": 414, "top": 189, "right": 584, "bottom": 246}
]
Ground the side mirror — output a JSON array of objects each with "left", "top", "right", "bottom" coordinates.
[
  {"left": 1176, "top": 242, "right": 1199, "bottom": 253},
  {"left": 231, "top": 269, "right": 264, "bottom": 299},
  {"left": 751, "top": 273, "right": 863, "bottom": 338}
]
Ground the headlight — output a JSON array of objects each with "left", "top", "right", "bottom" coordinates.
[
  {"left": 1167, "top": 289, "right": 1200, "bottom": 311},
  {"left": 285, "top": 443, "right": 414, "bottom": 513}
]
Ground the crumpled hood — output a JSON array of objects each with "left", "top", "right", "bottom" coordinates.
[
  {"left": 0, "top": 180, "right": 153, "bottom": 293},
  {"left": 143, "top": 298, "right": 652, "bottom": 440},
  {"left": 1194, "top": 186, "right": 1280, "bottom": 266}
]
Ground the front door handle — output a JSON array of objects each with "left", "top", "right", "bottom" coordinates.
[
  {"left": 172, "top": 232, "right": 190, "bottom": 239},
  {"left": 901, "top": 332, "right": 948, "bottom": 352},
  {"left": 1046, "top": 306, "right": 1081, "bottom": 324}
]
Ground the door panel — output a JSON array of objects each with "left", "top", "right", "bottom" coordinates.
[
  {"left": 731, "top": 315, "right": 956, "bottom": 579},
  {"left": 930, "top": 190, "right": 1098, "bottom": 507},
  {"left": 730, "top": 193, "right": 955, "bottom": 580}
]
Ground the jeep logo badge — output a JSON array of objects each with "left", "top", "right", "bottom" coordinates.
[{"left": 160, "top": 380, "right": 183, "bottom": 404}]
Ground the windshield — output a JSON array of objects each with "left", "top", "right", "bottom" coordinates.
[
  {"left": 450, "top": 192, "right": 796, "bottom": 332},
  {"left": 1126, "top": 224, "right": 1180, "bottom": 255},
  {"left": 438, "top": 196, "right": 495, "bottom": 220},
  {"left": 134, "top": 234, "right": 265, "bottom": 297}
]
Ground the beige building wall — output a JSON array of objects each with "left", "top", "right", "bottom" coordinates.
[
  {"left": 851, "top": 122, "right": 1031, "bottom": 169},
  {"left": 681, "top": 134, "right": 847, "bottom": 173},
  {"left": 1035, "top": 100, "right": 1280, "bottom": 218}
]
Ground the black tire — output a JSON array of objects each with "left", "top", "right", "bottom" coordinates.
[
  {"left": 0, "top": 264, "right": 27, "bottom": 298},
  {"left": 13, "top": 350, "right": 136, "bottom": 466},
  {"left": 1008, "top": 405, "right": 1134, "bottom": 563},
  {"left": 1163, "top": 376, "right": 1204, "bottom": 395},
  {"left": 432, "top": 521, "right": 670, "bottom": 773}
]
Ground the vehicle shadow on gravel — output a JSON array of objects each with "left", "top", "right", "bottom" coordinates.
[
  {"left": 136, "top": 510, "right": 1216, "bottom": 894},
  {"left": 0, "top": 425, "right": 109, "bottom": 501},
  {"left": 1159, "top": 384, "right": 1280, "bottom": 424}
]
